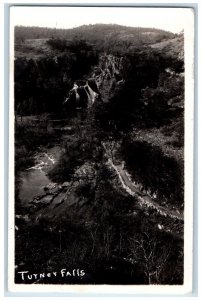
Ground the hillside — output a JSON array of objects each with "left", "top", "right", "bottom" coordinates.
[
  {"left": 14, "top": 24, "right": 184, "bottom": 285},
  {"left": 150, "top": 34, "right": 184, "bottom": 60},
  {"left": 15, "top": 24, "right": 175, "bottom": 43}
]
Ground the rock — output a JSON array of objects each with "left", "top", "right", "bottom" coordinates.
[
  {"left": 44, "top": 183, "right": 57, "bottom": 191},
  {"left": 15, "top": 214, "right": 22, "bottom": 219},
  {"left": 74, "top": 162, "right": 96, "bottom": 180},
  {"left": 61, "top": 126, "right": 74, "bottom": 133},
  {"left": 62, "top": 182, "right": 71, "bottom": 187},
  {"left": 158, "top": 224, "right": 163, "bottom": 230},
  {"left": 39, "top": 195, "right": 54, "bottom": 204},
  {"left": 54, "top": 199, "right": 64, "bottom": 208},
  {"left": 52, "top": 193, "right": 66, "bottom": 205},
  {"left": 15, "top": 214, "right": 30, "bottom": 222},
  {"left": 73, "top": 181, "right": 79, "bottom": 187}
]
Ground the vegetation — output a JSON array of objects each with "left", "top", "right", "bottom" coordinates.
[
  {"left": 15, "top": 24, "right": 175, "bottom": 48},
  {"left": 16, "top": 167, "right": 183, "bottom": 284},
  {"left": 15, "top": 38, "right": 98, "bottom": 116},
  {"left": 14, "top": 24, "right": 184, "bottom": 285},
  {"left": 120, "top": 139, "right": 184, "bottom": 207}
]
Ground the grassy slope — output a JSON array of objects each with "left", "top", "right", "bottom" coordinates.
[
  {"left": 15, "top": 38, "right": 57, "bottom": 59},
  {"left": 15, "top": 24, "right": 176, "bottom": 59},
  {"left": 150, "top": 35, "right": 184, "bottom": 60}
]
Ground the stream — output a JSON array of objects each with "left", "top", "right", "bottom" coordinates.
[{"left": 18, "top": 146, "right": 62, "bottom": 207}]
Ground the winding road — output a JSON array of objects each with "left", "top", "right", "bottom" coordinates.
[{"left": 107, "top": 158, "right": 184, "bottom": 221}]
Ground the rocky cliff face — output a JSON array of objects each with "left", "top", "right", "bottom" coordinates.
[
  {"left": 64, "top": 54, "right": 125, "bottom": 109},
  {"left": 91, "top": 54, "right": 124, "bottom": 102}
]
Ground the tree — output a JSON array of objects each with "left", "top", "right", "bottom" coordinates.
[{"left": 127, "top": 231, "right": 183, "bottom": 284}]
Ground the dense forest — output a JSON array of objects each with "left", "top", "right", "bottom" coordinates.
[{"left": 14, "top": 24, "right": 184, "bottom": 285}]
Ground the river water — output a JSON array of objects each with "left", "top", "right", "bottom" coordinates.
[{"left": 19, "top": 146, "right": 62, "bottom": 206}]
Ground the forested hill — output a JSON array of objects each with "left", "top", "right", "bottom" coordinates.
[
  {"left": 15, "top": 24, "right": 176, "bottom": 53},
  {"left": 14, "top": 24, "right": 183, "bottom": 116}
]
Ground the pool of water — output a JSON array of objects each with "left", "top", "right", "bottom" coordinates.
[
  {"left": 19, "top": 169, "right": 51, "bottom": 206},
  {"left": 18, "top": 146, "right": 62, "bottom": 206}
]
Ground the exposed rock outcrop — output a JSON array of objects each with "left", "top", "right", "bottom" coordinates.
[
  {"left": 27, "top": 161, "right": 97, "bottom": 223},
  {"left": 64, "top": 54, "right": 125, "bottom": 108}
]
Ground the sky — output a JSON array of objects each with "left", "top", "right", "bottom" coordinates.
[{"left": 10, "top": 6, "right": 194, "bottom": 34}]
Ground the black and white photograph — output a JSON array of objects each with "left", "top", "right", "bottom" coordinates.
[{"left": 8, "top": 5, "right": 194, "bottom": 294}]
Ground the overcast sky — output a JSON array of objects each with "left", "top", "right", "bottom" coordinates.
[{"left": 10, "top": 6, "right": 194, "bottom": 34}]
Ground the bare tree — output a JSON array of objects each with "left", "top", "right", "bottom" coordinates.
[{"left": 127, "top": 232, "right": 172, "bottom": 284}]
